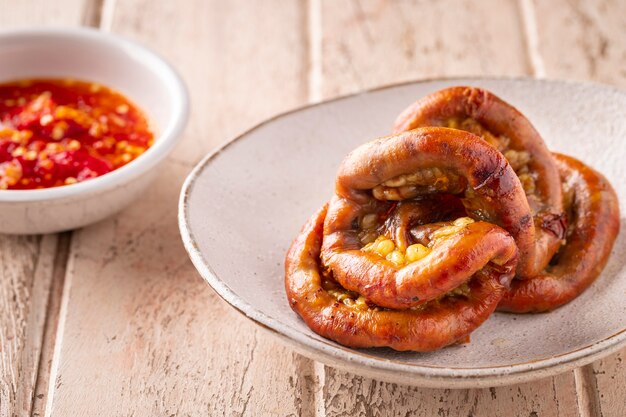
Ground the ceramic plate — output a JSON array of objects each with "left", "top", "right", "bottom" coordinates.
[{"left": 179, "top": 78, "right": 626, "bottom": 388}]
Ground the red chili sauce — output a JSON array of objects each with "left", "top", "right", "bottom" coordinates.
[{"left": 0, "top": 79, "right": 153, "bottom": 190}]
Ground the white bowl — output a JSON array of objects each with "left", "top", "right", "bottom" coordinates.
[{"left": 0, "top": 28, "right": 188, "bottom": 234}]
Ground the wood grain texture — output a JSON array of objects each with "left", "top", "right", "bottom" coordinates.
[
  {"left": 30, "top": 234, "right": 71, "bottom": 417},
  {"left": 0, "top": 3, "right": 87, "bottom": 416},
  {"left": 47, "top": 1, "right": 312, "bottom": 415},
  {"left": 322, "top": 368, "right": 580, "bottom": 417},
  {"left": 585, "top": 353, "right": 626, "bottom": 417},
  {"left": 318, "top": 0, "right": 532, "bottom": 98},
  {"left": 108, "top": 0, "right": 308, "bottom": 164},
  {"left": 0, "top": 235, "right": 54, "bottom": 417},
  {"left": 532, "top": 1, "right": 626, "bottom": 416},
  {"left": 315, "top": 1, "right": 581, "bottom": 415},
  {"left": 0, "top": 0, "right": 87, "bottom": 29},
  {"left": 533, "top": 0, "right": 626, "bottom": 88}
]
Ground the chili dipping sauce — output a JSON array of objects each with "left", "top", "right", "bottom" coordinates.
[{"left": 0, "top": 78, "right": 153, "bottom": 190}]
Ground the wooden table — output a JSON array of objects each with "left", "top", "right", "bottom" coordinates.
[{"left": 1, "top": 1, "right": 624, "bottom": 416}]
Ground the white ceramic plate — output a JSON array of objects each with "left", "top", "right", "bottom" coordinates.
[{"left": 179, "top": 78, "right": 626, "bottom": 388}]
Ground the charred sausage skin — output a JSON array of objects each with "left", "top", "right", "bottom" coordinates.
[
  {"left": 322, "top": 128, "right": 521, "bottom": 309},
  {"left": 285, "top": 205, "right": 510, "bottom": 351},
  {"left": 392, "top": 87, "right": 565, "bottom": 278},
  {"left": 498, "top": 153, "right": 620, "bottom": 312}
]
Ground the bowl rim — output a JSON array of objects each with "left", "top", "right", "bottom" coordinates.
[
  {"left": 0, "top": 27, "right": 189, "bottom": 202},
  {"left": 178, "top": 76, "right": 626, "bottom": 387}
]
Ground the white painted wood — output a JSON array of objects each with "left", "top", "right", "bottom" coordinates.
[
  {"left": 586, "top": 352, "right": 626, "bottom": 417},
  {"left": 322, "top": 368, "right": 580, "bottom": 417},
  {"left": 534, "top": 0, "right": 626, "bottom": 88},
  {"left": 0, "top": 0, "right": 86, "bottom": 29},
  {"left": 318, "top": 0, "right": 532, "bottom": 98},
  {"left": 0, "top": 235, "right": 56, "bottom": 417}
]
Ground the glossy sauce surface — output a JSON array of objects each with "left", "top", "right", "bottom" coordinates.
[{"left": 0, "top": 79, "right": 153, "bottom": 189}]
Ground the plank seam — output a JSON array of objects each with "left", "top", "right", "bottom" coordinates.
[
  {"left": 81, "top": 0, "right": 105, "bottom": 28},
  {"left": 307, "top": 0, "right": 323, "bottom": 103},
  {"left": 99, "top": 0, "right": 118, "bottom": 32},
  {"left": 313, "top": 362, "right": 326, "bottom": 416},
  {"left": 574, "top": 365, "right": 603, "bottom": 417},
  {"left": 18, "top": 235, "right": 56, "bottom": 417},
  {"left": 42, "top": 234, "right": 74, "bottom": 417},
  {"left": 518, "top": 0, "right": 546, "bottom": 77},
  {"left": 30, "top": 234, "right": 71, "bottom": 417}
]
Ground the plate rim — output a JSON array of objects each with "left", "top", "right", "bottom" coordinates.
[{"left": 178, "top": 76, "right": 626, "bottom": 387}]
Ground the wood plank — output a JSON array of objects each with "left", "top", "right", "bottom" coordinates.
[
  {"left": 322, "top": 367, "right": 580, "bottom": 417},
  {"left": 0, "top": 235, "right": 54, "bottom": 417},
  {"left": 0, "top": 0, "right": 86, "bottom": 29},
  {"left": 0, "top": 3, "right": 88, "bottom": 416},
  {"left": 316, "top": 1, "right": 581, "bottom": 415},
  {"left": 318, "top": 0, "right": 532, "bottom": 98},
  {"left": 47, "top": 1, "right": 312, "bottom": 415},
  {"left": 583, "top": 352, "right": 626, "bottom": 417},
  {"left": 532, "top": 1, "right": 626, "bottom": 416},
  {"left": 533, "top": 0, "right": 626, "bottom": 87}
]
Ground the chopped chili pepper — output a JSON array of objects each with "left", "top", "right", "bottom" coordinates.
[{"left": 0, "top": 79, "right": 153, "bottom": 189}]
